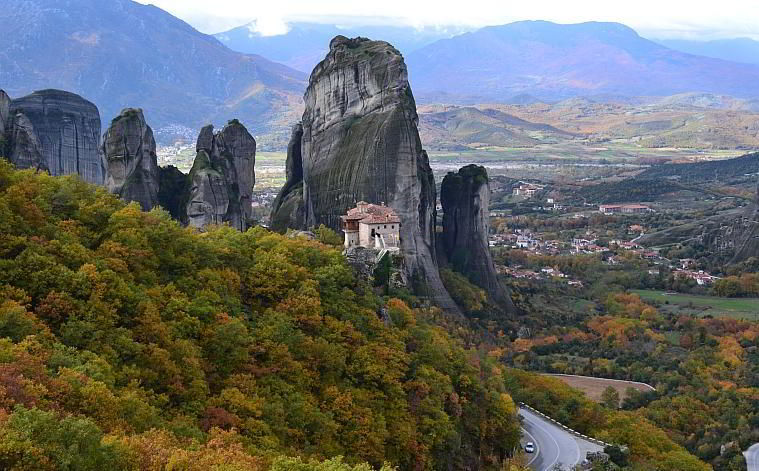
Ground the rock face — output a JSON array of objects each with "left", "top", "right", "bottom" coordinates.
[
  {"left": 270, "top": 124, "right": 306, "bottom": 232},
  {"left": 0, "top": 90, "right": 9, "bottom": 145},
  {"left": 187, "top": 122, "right": 256, "bottom": 231},
  {"left": 440, "top": 165, "right": 516, "bottom": 313},
  {"left": 9, "top": 90, "right": 103, "bottom": 184},
  {"left": 103, "top": 109, "right": 160, "bottom": 211},
  {"left": 271, "top": 36, "right": 458, "bottom": 312},
  {"left": 6, "top": 113, "right": 46, "bottom": 171}
]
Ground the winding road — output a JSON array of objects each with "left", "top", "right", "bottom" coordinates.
[
  {"left": 745, "top": 444, "right": 759, "bottom": 471},
  {"left": 520, "top": 407, "right": 604, "bottom": 471}
]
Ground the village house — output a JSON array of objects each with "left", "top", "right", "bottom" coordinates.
[{"left": 341, "top": 202, "right": 401, "bottom": 251}]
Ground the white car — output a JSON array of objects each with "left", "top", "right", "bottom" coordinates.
[{"left": 524, "top": 442, "right": 535, "bottom": 453}]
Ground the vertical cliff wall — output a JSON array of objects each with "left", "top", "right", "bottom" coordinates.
[
  {"left": 187, "top": 122, "right": 256, "bottom": 231},
  {"left": 103, "top": 108, "right": 160, "bottom": 211},
  {"left": 9, "top": 90, "right": 103, "bottom": 184},
  {"left": 270, "top": 123, "right": 305, "bottom": 233},
  {"left": 271, "top": 36, "right": 458, "bottom": 312},
  {"left": 440, "top": 165, "right": 516, "bottom": 313}
]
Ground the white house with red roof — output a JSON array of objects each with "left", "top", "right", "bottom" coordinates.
[{"left": 341, "top": 202, "right": 401, "bottom": 250}]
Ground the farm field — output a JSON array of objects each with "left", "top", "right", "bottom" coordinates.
[
  {"left": 632, "top": 289, "right": 759, "bottom": 321},
  {"left": 544, "top": 374, "right": 655, "bottom": 403}
]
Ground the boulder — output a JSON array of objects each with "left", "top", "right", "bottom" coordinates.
[
  {"left": 186, "top": 121, "right": 256, "bottom": 231},
  {"left": 271, "top": 36, "right": 459, "bottom": 313},
  {"left": 103, "top": 108, "right": 160, "bottom": 211},
  {"left": 9, "top": 89, "right": 103, "bottom": 184},
  {"left": 441, "top": 165, "right": 516, "bottom": 313}
]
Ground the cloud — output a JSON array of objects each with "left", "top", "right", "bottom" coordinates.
[{"left": 135, "top": 0, "right": 759, "bottom": 39}]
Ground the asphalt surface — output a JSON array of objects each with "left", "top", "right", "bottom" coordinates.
[
  {"left": 746, "top": 443, "right": 759, "bottom": 471},
  {"left": 520, "top": 407, "right": 603, "bottom": 471}
]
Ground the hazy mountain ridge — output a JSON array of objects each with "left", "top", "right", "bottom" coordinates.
[
  {"left": 657, "top": 37, "right": 759, "bottom": 65},
  {"left": 215, "top": 22, "right": 468, "bottom": 72},
  {"left": 407, "top": 21, "right": 759, "bottom": 103},
  {"left": 0, "top": 0, "right": 307, "bottom": 146}
]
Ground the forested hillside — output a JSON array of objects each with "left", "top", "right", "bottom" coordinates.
[{"left": 0, "top": 162, "right": 709, "bottom": 470}]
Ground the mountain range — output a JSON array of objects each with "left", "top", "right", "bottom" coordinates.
[
  {"left": 2, "top": 1, "right": 759, "bottom": 150},
  {"left": 657, "top": 37, "right": 759, "bottom": 66},
  {"left": 215, "top": 22, "right": 466, "bottom": 73},
  {"left": 0, "top": 0, "right": 306, "bottom": 146},
  {"left": 406, "top": 21, "right": 759, "bottom": 103}
]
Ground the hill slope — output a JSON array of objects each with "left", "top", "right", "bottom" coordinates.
[
  {"left": 407, "top": 21, "right": 759, "bottom": 103},
  {"left": 0, "top": 0, "right": 307, "bottom": 144}
]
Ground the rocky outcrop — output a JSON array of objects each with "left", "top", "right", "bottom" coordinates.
[
  {"left": 0, "top": 90, "right": 9, "bottom": 149},
  {"left": 270, "top": 124, "right": 305, "bottom": 232},
  {"left": 441, "top": 165, "right": 516, "bottom": 313},
  {"left": 187, "top": 122, "right": 256, "bottom": 231},
  {"left": 6, "top": 112, "right": 46, "bottom": 171},
  {"left": 271, "top": 36, "right": 458, "bottom": 313},
  {"left": 103, "top": 109, "right": 160, "bottom": 211},
  {"left": 9, "top": 90, "right": 103, "bottom": 184}
]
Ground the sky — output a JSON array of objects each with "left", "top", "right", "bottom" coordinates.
[{"left": 136, "top": 0, "right": 759, "bottom": 40}]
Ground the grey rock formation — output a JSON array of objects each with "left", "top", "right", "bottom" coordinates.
[
  {"left": 103, "top": 109, "right": 160, "bottom": 211},
  {"left": 441, "top": 165, "right": 516, "bottom": 313},
  {"left": 6, "top": 112, "right": 46, "bottom": 171},
  {"left": 270, "top": 123, "right": 305, "bottom": 232},
  {"left": 271, "top": 35, "right": 458, "bottom": 313},
  {"left": 9, "top": 90, "right": 103, "bottom": 184},
  {"left": 187, "top": 122, "right": 256, "bottom": 231},
  {"left": 0, "top": 90, "right": 9, "bottom": 144}
]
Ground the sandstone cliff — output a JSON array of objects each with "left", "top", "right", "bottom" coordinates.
[
  {"left": 271, "top": 36, "right": 458, "bottom": 312},
  {"left": 9, "top": 90, "right": 103, "bottom": 184},
  {"left": 440, "top": 165, "right": 516, "bottom": 313},
  {"left": 187, "top": 122, "right": 256, "bottom": 231},
  {"left": 103, "top": 109, "right": 160, "bottom": 211}
]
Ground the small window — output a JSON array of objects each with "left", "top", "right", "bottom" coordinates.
[
  {"left": 384, "top": 225, "right": 387, "bottom": 229},
  {"left": 391, "top": 225, "right": 394, "bottom": 229}
]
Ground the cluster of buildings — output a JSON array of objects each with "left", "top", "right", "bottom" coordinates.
[
  {"left": 512, "top": 182, "right": 545, "bottom": 198},
  {"left": 599, "top": 204, "right": 653, "bottom": 215}
]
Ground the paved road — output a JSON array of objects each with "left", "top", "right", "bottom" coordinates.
[
  {"left": 520, "top": 408, "right": 603, "bottom": 471},
  {"left": 746, "top": 443, "right": 759, "bottom": 471}
]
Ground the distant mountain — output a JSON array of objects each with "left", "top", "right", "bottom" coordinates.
[
  {"left": 407, "top": 21, "right": 759, "bottom": 103},
  {"left": 657, "top": 38, "right": 759, "bottom": 65},
  {"left": 215, "top": 22, "right": 466, "bottom": 72},
  {"left": 0, "top": 0, "right": 307, "bottom": 146}
]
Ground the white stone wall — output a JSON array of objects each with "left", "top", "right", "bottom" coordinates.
[
  {"left": 359, "top": 222, "right": 400, "bottom": 248},
  {"left": 344, "top": 230, "right": 360, "bottom": 248}
]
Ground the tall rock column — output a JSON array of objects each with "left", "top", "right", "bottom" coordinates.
[
  {"left": 186, "top": 121, "right": 256, "bottom": 231},
  {"left": 0, "top": 90, "right": 9, "bottom": 151},
  {"left": 103, "top": 108, "right": 160, "bottom": 211},
  {"left": 9, "top": 90, "right": 103, "bottom": 184},
  {"left": 441, "top": 165, "right": 516, "bottom": 313},
  {"left": 271, "top": 35, "right": 458, "bottom": 313}
]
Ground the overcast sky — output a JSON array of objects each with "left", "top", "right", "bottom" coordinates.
[{"left": 135, "top": 0, "right": 759, "bottom": 40}]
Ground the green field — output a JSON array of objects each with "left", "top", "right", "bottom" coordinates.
[{"left": 632, "top": 289, "right": 759, "bottom": 320}]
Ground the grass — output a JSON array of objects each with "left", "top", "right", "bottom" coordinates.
[
  {"left": 632, "top": 289, "right": 759, "bottom": 321},
  {"left": 543, "top": 374, "right": 654, "bottom": 403}
]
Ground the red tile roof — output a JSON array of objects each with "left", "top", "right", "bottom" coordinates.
[{"left": 342, "top": 202, "right": 401, "bottom": 225}]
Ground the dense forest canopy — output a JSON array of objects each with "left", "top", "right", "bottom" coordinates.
[{"left": 0, "top": 161, "right": 716, "bottom": 470}]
